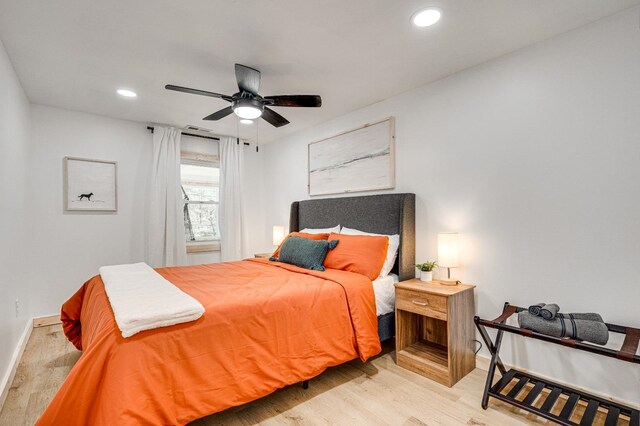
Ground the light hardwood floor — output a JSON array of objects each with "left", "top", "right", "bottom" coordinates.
[{"left": 0, "top": 325, "right": 622, "bottom": 426}]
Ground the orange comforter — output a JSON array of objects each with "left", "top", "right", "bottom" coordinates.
[{"left": 37, "top": 259, "right": 381, "bottom": 425}]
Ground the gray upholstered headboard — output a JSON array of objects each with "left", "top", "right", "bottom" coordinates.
[{"left": 289, "top": 193, "right": 416, "bottom": 281}]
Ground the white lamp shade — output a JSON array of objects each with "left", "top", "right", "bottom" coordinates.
[
  {"left": 272, "top": 226, "right": 286, "bottom": 246},
  {"left": 438, "top": 232, "right": 460, "bottom": 268}
]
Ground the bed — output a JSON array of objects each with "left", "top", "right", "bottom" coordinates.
[{"left": 38, "top": 193, "right": 415, "bottom": 426}]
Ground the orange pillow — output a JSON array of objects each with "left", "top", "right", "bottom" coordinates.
[
  {"left": 271, "top": 232, "right": 330, "bottom": 258},
  {"left": 323, "top": 233, "right": 389, "bottom": 280}
]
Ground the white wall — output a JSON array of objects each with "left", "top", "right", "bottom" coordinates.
[
  {"left": 0, "top": 38, "right": 32, "bottom": 393},
  {"left": 261, "top": 8, "right": 640, "bottom": 403},
  {"left": 28, "top": 106, "right": 152, "bottom": 316}
]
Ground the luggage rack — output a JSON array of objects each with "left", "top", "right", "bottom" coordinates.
[{"left": 474, "top": 303, "right": 639, "bottom": 426}]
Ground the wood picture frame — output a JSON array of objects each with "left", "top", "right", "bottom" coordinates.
[
  {"left": 308, "top": 117, "right": 395, "bottom": 196},
  {"left": 64, "top": 157, "right": 118, "bottom": 212}
]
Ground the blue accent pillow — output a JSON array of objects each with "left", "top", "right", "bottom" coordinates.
[{"left": 270, "top": 236, "right": 339, "bottom": 271}]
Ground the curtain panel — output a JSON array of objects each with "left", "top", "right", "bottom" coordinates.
[
  {"left": 146, "top": 127, "right": 187, "bottom": 267},
  {"left": 219, "top": 137, "right": 245, "bottom": 261}
]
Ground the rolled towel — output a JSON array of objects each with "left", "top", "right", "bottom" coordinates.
[
  {"left": 528, "top": 303, "right": 546, "bottom": 316},
  {"left": 518, "top": 312, "right": 609, "bottom": 345},
  {"left": 540, "top": 303, "right": 560, "bottom": 320}
]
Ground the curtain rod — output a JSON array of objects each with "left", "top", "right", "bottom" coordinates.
[
  {"left": 146, "top": 126, "right": 220, "bottom": 141},
  {"left": 146, "top": 126, "right": 252, "bottom": 147}
]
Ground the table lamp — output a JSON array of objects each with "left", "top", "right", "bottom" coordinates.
[
  {"left": 438, "top": 232, "right": 459, "bottom": 285},
  {"left": 272, "top": 225, "right": 286, "bottom": 247}
]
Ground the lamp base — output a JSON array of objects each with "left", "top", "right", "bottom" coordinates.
[{"left": 438, "top": 267, "right": 459, "bottom": 285}]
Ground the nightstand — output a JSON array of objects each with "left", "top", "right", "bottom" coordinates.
[
  {"left": 395, "top": 279, "right": 476, "bottom": 387},
  {"left": 254, "top": 252, "right": 272, "bottom": 259}
]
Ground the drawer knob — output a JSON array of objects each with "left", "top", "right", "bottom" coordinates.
[{"left": 412, "top": 300, "right": 429, "bottom": 306}]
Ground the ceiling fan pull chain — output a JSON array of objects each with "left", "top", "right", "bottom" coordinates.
[{"left": 256, "top": 119, "right": 259, "bottom": 153}]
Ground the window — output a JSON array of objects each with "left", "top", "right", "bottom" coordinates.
[{"left": 180, "top": 152, "right": 220, "bottom": 253}]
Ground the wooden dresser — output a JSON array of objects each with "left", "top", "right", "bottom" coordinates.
[{"left": 395, "top": 279, "right": 476, "bottom": 387}]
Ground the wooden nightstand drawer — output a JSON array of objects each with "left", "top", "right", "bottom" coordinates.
[{"left": 395, "top": 288, "right": 448, "bottom": 320}]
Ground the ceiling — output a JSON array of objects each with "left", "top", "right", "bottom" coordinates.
[{"left": 0, "top": 0, "right": 638, "bottom": 142}]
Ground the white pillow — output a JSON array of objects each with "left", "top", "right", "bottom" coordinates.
[
  {"left": 300, "top": 225, "right": 341, "bottom": 234},
  {"left": 340, "top": 226, "right": 399, "bottom": 278}
]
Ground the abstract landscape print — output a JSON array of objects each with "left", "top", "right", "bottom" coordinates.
[
  {"left": 308, "top": 118, "right": 395, "bottom": 196},
  {"left": 64, "top": 157, "right": 117, "bottom": 211}
]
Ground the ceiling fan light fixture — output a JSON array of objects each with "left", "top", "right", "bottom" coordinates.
[
  {"left": 233, "top": 98, "right": 263, "bottom": 119},
  {"left": 234, "top": 106, "right": 262, "bottom": 120},
  {"left": 240, "top": 119, "right": 254, "bottom": 124},
  {"left": 412, "top": 8, "right": 442, "bottom": 27}
]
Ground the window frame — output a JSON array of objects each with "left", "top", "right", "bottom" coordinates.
[{"left": 180, "top": 151, "right": 221, "bottom": 254}]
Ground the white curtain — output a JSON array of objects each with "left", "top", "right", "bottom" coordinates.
[
  {"left": 219, "top": 136, "right": 245, "bottom": 261},
  {"left": 146, "top": 127, "right": 187, "bottom": 267}
]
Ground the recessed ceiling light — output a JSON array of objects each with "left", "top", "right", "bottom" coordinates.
[
  {"left": 412, "top": 8, "right": 441, "bottom": 27},
  {"left": 117, "top": 89, "right": 137, "bottom": 98},
  {"left": 240, "top": 119, "right": 254, "bottom": 124}
]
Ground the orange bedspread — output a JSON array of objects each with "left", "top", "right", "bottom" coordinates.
[{"left": 38, "top": 259, "right": 381, "bottom": 425}]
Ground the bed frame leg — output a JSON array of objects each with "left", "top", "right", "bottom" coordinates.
[{"left": 302, "top": 380, "right": 309, "bottom": 390}]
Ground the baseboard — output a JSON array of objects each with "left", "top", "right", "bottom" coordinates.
[
  {"left": 33, "top": 314, "right": 62, "bottom": 328},
  {"left": 475, "top": 353, "right": 639, "bottom": 410},
  {"left": 0, "top": 320, "right": 33, "bottom": 412},
  {"left": 475, "top": 354, "right": 491, "bottom": 372}
]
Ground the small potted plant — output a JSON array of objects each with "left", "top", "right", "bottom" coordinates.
[{"left": 416, "top": 261, "right": 437, "bottom": 282}]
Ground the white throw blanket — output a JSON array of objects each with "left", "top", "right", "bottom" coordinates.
[{"left": 99, "top": 262, "right": 205, "bottom": 338}]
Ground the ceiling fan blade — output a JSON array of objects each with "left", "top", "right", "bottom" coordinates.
[
  {"left": 165, "top": 85, "right": 232, "bottom": 101},
  {"left": 203, "top": 106, "right": 234, "bottom": 121},
  {"left": 264, "top": 95, "right": 322, "bottom": 108},
  {"left": 261, "top": 107, "right": 290, "bottom": 128},
  {"left": 235, "top": 64, "right": 261, "bottom": 95}
]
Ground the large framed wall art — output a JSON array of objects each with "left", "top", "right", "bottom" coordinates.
[{"left": 308, "top": 117, "right": 395, "bottom": 196}]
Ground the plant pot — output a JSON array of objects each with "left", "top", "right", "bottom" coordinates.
[{"left": 420, "top": 271, "right": 433, "bottom": 282}]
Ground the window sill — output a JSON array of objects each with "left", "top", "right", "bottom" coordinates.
[{"left": 186, "top": 241, "right": 220, "bottom": 254}]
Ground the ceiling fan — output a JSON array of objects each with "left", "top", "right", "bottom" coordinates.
[{"left": 165, "top": 64, "right": 322, "bottom": 128}]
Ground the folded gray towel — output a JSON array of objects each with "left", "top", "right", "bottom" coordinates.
[
  {"left": 518, "top": 312, "right": 609, "bottom": 345},
  {"left": 558, "top": 312, "right": 603, "bottom": 322},
  {"left": 528, "top": 303, "right": 545, "bottom": 316},
  {"left": 540, "top": 303, "right": 560, "bottom": 320}
]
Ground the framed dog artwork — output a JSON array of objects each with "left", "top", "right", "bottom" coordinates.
[{"left": 64, "top": 157, "right": 118, "bottom": 212}]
